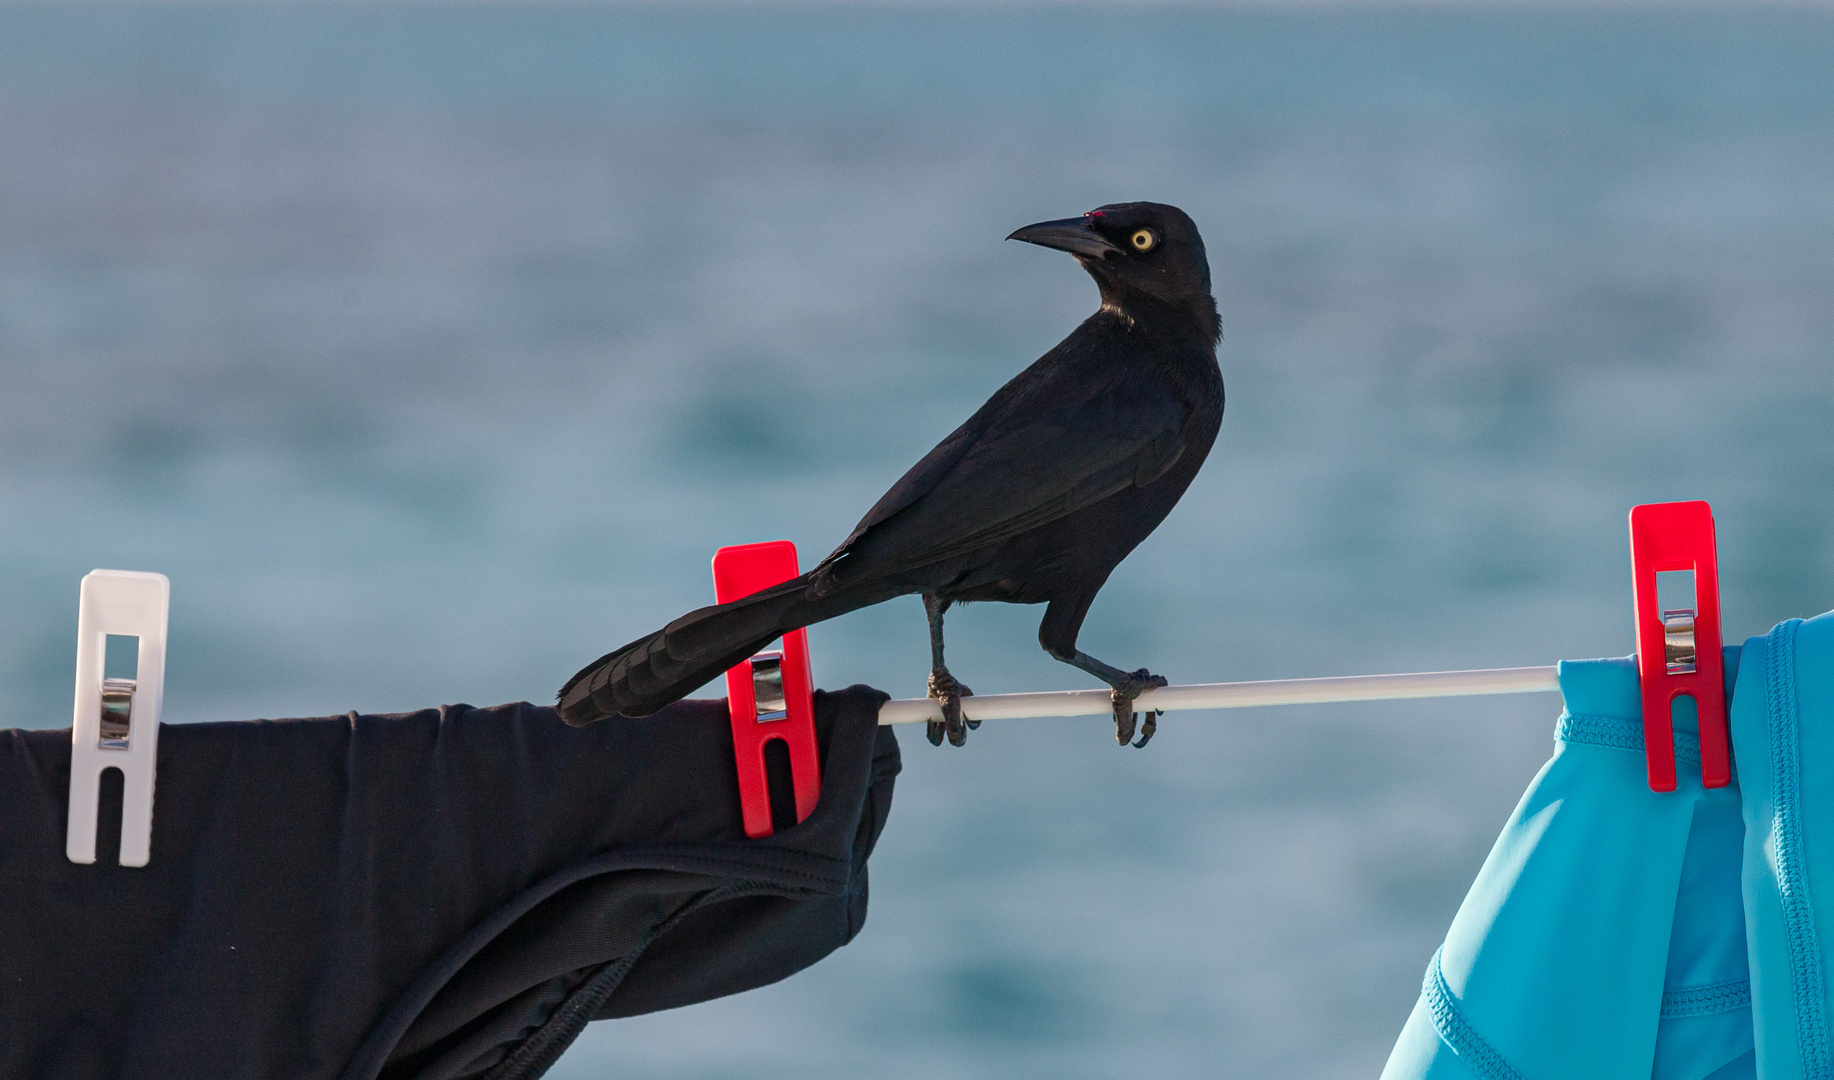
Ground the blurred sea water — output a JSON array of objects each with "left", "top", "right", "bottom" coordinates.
[{"left": 2, "top": 4, "right": 1832, "bottom": 1076}]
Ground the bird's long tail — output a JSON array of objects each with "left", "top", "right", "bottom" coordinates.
[{"left": 557, "top": 572, "right": 866, "bottom": 726}]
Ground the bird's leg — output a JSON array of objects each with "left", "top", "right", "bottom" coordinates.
[
  {"left": 923, "top": 593, "right": 975, "bottom": 747},
  {"left": 1061, "top": 651, "right": 1166, "bottom": 747},
  {"left": 1038, "top": 596, "right": 1164, "bottom": 748}
]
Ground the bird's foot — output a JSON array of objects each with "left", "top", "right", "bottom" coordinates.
[
  {"left": 925, "top": 668, "right": 977, "bottom": 747},
  {"left": 1111, "top": 668, "right": 1168, "bottom": 748}
]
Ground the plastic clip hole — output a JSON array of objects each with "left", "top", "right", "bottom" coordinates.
[{"left": 1655, "top": 569, "right": 1698, "bottom": 675}]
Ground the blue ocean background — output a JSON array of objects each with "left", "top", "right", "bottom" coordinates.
[{"left": 2, "top": 4, "right": 1832, "bottom": 1075}]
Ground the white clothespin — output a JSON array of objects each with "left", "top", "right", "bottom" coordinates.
[{"left": 67, "top": 570, "right": 168, "bottom": 867}]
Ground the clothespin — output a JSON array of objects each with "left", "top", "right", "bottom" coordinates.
[
  {"left": 713, "top": 542, "right": 821, "bottom": 838},
  {"left": 67, "top": 570, "right": 169, "bottom": 867},
  {"left": 1629, "top": 501, "right": 1730, "bottom": 792}
]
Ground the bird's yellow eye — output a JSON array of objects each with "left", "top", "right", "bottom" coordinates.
[{"left": 1130, "top": 229, "right": 1157, "bottom": 252}]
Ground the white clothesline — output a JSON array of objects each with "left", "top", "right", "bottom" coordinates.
[{"left": 874, "top": 665, "right": 1562, "bottom": 726}]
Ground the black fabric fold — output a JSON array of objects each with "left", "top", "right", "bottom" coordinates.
[{"left": 0, "top": 685, "right": 899, "bottom": 1080}]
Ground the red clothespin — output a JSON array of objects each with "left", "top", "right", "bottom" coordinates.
[
  {"left": 1629, "top": 501, "right": 1731, "bottom": 792},
  {"left": 713, "top": 541, "right": 821, "bottom": 838}
]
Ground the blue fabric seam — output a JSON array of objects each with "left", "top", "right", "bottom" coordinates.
[
  {"left": 1660, "top": 979, "right": 1752, "bottom": 1019},
  {"left": 1766, "top": 618, "right": 1831, "bottom": 1078},
  {"left": 1557, "top": 710, "right": 1703, "bottom": 768},
  {"left": 1422, "top": 948, "right": 1529, "bottom": 1080}
]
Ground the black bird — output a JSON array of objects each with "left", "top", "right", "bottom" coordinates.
[{"left": 559, "top": 202, "right": 1223, "bottom": 748}]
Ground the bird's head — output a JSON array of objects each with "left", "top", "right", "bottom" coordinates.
[{"left": 1008, "top": 202, "right": 1217, "bottom": 341}]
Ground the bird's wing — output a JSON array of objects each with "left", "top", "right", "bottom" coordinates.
[
  {"left": 822, "top": 419, "right": 985, "bottom": 561},
  {"left": 819, "top": 376, "right": 1189, "bottom": 581}
]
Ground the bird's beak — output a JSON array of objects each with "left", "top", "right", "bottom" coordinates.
[{"left": 1007, "top": 216, "right": 1124, "bottom": 260}]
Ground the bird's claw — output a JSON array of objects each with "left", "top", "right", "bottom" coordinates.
[
  {"left": 1133, "top": 710, "right": 1160, "bottom": 748},
  {"left": 1112, "top": 668, "right": 1168, "bottom": 748},
  {"left": 926, "top": 669, "right": 976, "bottom": 747}
]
